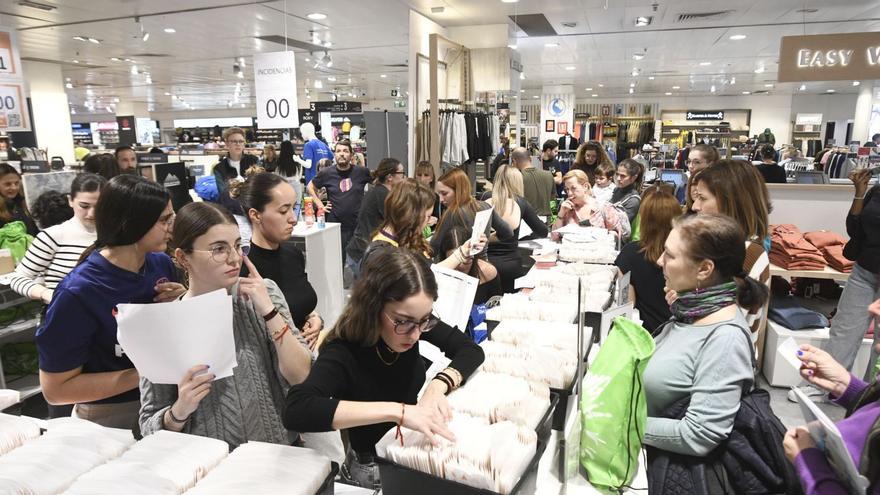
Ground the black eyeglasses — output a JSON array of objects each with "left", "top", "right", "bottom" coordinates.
[{"left": 384, "top": 311, "right": 440, "bottom": 335}]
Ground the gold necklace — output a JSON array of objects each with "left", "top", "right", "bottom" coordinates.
[{"left": 375, "top": 343, "right": 399, "bottom": 366}]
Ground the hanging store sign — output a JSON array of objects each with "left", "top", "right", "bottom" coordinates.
[
  {"left": 116, "top": 115, "right": 137, "bottom": 147},
  {"left": 686, "top": 110, "right": 724, "bottom": 121},
  {"left": 0, "top": 27, "right": 28, "bottom": 131},
  {"left": 796, "top": 113, "right": 823, "bottom": 126},
  {"left": 253, "top": 50, "right": 300, "bottom": 129},
  {"left": 778, "top": 32, "right": 880, "bottom": 82},
  {"left": 309, "top": 101, "right": 362, "bottom": 113}
]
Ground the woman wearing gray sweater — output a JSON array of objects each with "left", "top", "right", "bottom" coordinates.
[
  {"left": 646, "top": 214, "right": 768, "bottom": 457},
  {"left": 139, "top": 202, "right": 313, "bottom": 448}
]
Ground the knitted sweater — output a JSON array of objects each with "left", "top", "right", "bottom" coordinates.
[
  {"left": 139, "top": 280, "right": 311, "bottom": 449},
  {"left": 8, "top": 216, "right": 95, "bottom": 300}
]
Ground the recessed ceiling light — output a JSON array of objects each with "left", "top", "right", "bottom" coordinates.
[
  {"left": 665, "top": 92, "right": 672, "bottom": 95},
  {"left": 65, "top": 82, "right": 73, "bottom": 89},
  {"left": 324, "top": 41, "right": 332, "bottom": 47},
  {"left": 754, "top": 67, "right": 765, "bottom": 74},
  {"left": 742, "top": 91, "right": 750, "bottom": 95},
  {"left": 699, "top": 61, "right": 711, "bottom": 66},
  {"left": 591, "top": 94, "right": 598, "bottom": 97},
  {"left": 507, "top": 44, "right": 517, "bottom": 50},
  {"left": 648, "top": 76, "right": 655, "bottom": 80},
  {"left": 632, "top": 53, "right": 645, "bottom": 61},
  {"left": 672, "top": 85, "right": 680, "bottom": 89},
  {"left": 72, "top": 59, "right": 79, "bottom": 64},
  {"left": 110, "top": 57, "right": 120, "bottom": 62},
  {"left": 305, "top": 57, "right": 310, "bottom": 62},
  {"left": 799, "top": 84, "right": 806, "bottom": 91},
  {"left": 164, "top": 28, "right": 176, "bottom": 33},
  {"left": 710, "top": 85, "right": 716, "bottom": 93},
  {"left": 520, "top": 89, "right": 525, "bottom": 93},
  {"left": 501, "top": 0, "right": 519, "bottom": 3},
  {"left": 629, "top": 82, "right": 635, "bottom": 88},
  {"left": 585, "top": 87, "right": 593, "bottom": 91},
  {"left": 164, "top": 92, "right": 171, "bottom": 96},
  {"left": 565, "top": 66, "right": 575, "bottom": 71},
  {"left": 544, "top": 42, "right": 559, "bottom": 48},
  {"left": 598, "top": 83, "right": 604, "bottom": 87},
  {"left": 853, "top": 80, "right": 861, "bottom": 86},
  {"left": 72, "top": 36, "right": 86, "bottom": 42},
  {"left": 380, "top": 74, "right": 387, "bottom": 78},
  {"left": 532, "top": 95, "right": 539, "bottom": 99},
  {"left": 634, "top": 16, "right": 652, "bottom": 27},
  {"left": 327, "top": 76, "right": 336, "bottom": 81},
  {"left": 87, "top": 37, "right": 101, "bottom": 44},
  {"left": 764, "top": 83, "right": 774, "bottom": 88},
  {"left": 629, "top": 88, "right": 634, "bottom": 94},
  {"left": 826, "top": 89, "right": 835, "bottom": 93},
  {"left": 307, "top": 13, "right": 327, "bottom": 20},
  {"left": 729, "top": 34, "right": 747, "bottom": 41},
  {"left": 520, "top": 72, "right": 525, "bottom": 80}
]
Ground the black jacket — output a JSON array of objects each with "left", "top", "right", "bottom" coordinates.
[{"left": 211, "top": 153, "right": 259, "bottom": 216}]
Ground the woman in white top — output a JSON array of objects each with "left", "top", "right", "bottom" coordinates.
[
  {"left": 274, "top": 140, "right": 303, "bottom": 202},
  {"left": 9, "top": 173, "right": 106, "bottom": 304}
]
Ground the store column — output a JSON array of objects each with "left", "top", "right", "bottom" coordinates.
[
  {"left": 22, "top": 61, "right": 75, "bottom": 164},
  {"left": 539, "top": 85, "right": 574, "bottom": 146},
  {"left": 852, "top": 81, "right": 874, "bottom": 145}
]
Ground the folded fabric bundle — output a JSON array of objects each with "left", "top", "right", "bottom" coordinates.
[
  {"left": 770, "top": 225, "right": 827, "bottom": 271},
  {"left": 768, "top": 296, "right": 830, "bottom": 330},
  {"left": 820, "top": 245, "right": 853, "bottom": 273},
  {"left": 771, "top": 224, "right": 821, "bottom": 252},
  {"left": 803, "top": 230, "right": 847, "bottom": 249}
]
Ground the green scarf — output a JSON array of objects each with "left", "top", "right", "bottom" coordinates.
[{"left": 671, "top": 281, "right": 738, "bottom": 324}]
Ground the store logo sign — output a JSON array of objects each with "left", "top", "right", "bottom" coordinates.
[
  {"left": 548, "top": 97, "right": 566, "bottom": 117},
  {"left": 779, "top": 32, "right": 880, "bottom": 82},
  {"left": 686, "top": 111, "right": 724, "bottom": 120}
]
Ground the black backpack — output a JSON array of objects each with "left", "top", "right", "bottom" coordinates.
[{"left": 646, "top": 324, "right": 803, "bottom": 495}]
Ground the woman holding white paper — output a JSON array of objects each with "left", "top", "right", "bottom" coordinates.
[
  {"left": 35, "top": 175, "right": 185, "bottom": 429},
  {"left": 784, "top": 300, "right": 880, "bottom": 494},
  {"left": 139, "top": 201, "right": 313, "bottom": 450},
  {"left": 283, "top": 248, "right": 485, "bottom": 488}
]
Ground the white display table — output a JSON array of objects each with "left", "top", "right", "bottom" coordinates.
[
  {"left": 763, "top": 320, "right": 873, "bottom": 387},
  {"left": 291, "top": 222, "right": 344, "bottom": 330},
  {"left": 768, "top": 262, "right": 850, "bottom": 282}
]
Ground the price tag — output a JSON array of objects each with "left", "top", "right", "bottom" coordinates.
[
  {"left": 0, "top": 83, "right": 27, "bottom": 131},
  {"left": 253, "top": 51, "right": 299, "bottom": 129}
]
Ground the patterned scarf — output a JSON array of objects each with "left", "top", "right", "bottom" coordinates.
[{"left": 671, "top": 281, "right": 738, "bottom": 324}]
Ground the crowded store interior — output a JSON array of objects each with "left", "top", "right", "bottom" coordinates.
[{"left": 0, "top": 0, "right": 878, "bottom": 493}]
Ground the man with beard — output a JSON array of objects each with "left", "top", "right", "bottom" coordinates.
[{"left": 308, "top": 139, "right": 372, "bottom": 260}]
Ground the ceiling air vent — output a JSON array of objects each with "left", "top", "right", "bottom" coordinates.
[{"left": 676, "top": 10, "right": 734, "bottom": 23}]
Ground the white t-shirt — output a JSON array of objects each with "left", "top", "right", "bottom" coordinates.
[{"left": 228, "top": 159, "right": 241, "bottom": 177}]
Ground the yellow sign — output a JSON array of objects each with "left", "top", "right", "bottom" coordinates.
[{"left": 778, "top": 32, "right": 880, "bottom": 82}]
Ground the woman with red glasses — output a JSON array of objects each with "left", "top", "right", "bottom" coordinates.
[{"left": 283, "top": 248, "right": 485, "bottom": 489}]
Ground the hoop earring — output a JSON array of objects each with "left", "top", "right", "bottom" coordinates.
[{"left": 695, "top": 279, "right": 702, "bottom": 293}]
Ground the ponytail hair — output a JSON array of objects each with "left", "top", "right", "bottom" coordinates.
[
  {"left": 674, "top": 214, "right": 769, "bottom": 313},
  {"left": 372, "top": 158, "right": 401, "bottom": 185}
]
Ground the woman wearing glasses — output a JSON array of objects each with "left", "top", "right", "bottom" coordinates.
[
  {"left": 139, "top": 201, "right": 314, "bottom": 449},
  {"left": 283, "top": 248, "right": 485, "bottom": 489},
  {"left": 237, "top": 172, "right": 324, "bottom": 349},
  {"left": 35, "top": 175, "right": 185, "bottom": 429}
]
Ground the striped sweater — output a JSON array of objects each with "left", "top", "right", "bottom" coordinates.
[{"left": 8, "top": 217, "right": 95, "bottom": 301}]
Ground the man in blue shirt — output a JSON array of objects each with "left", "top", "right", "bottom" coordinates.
[{"left": 298, "top": 123, "right": 332, "bottom": 186}]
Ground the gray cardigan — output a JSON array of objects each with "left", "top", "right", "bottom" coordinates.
[
  {"left": 642, "top": 311, "right": 754, "bottom": 456},
  {"left": 139, "top": 279, "right": 312, "bottom": 449}
]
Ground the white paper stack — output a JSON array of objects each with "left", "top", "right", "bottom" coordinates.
[
  {"left": 479, "top": 341, "right": 577, "bottom": 389},
  {"left": 185, "top": 441, "right": 332, "bottom": 495},
  {"left": 0, "top": 417, "right": 135, "bottom": 494},
  {"left": 496, "top": 293, "right": 577, "bottom": 323},
  {"left": 557, "top": 231, "right": 618, "bottom": 264},
  {"left": 0, "top": 389, "right": 20, "bottom": 411},
  {"left": 447, "top": 371, "right": 550, "bottom": 430},
  {"left": 0, "top": 413, "right": 40, "bottom": 456},
  {"left": 65, "top": 430, "right": 229, "bottom": 494},
  {"left": 381, "top": 416, "right": 537, "bottom": 495},
  {"left": 491, "top": 320, "right": 579, "bottom": 352}
]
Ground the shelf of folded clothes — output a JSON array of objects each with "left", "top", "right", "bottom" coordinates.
[
  {"left": 768, "top": 263, "right": 850, "bottom": 282},
  {"left": 768, "top": 225, "right": 852, "bottom": 281}
]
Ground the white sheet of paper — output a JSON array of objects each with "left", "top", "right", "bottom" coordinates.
[
  {"left": 430, "top": 264, "right": 479, "bottom": 332},
  {"left": 470, "top": 207, "right": 494, "bottom": 255},
  {"left": 777, "top": 337, "right": 804, "bottom": 373},
  {"left": 116, "top": 289, "right": 237, "bottom": 385},
  {"left": 518, "top": 219, "right": 533, "bottom": 239}
]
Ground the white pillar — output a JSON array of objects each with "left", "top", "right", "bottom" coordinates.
[
  {"left": 22, "top": 61, "right": 74, "bottom": 164},
  {"left": 852, "top": 80, "right": 873, "bottom": 145}
]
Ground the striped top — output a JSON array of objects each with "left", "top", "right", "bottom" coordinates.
[
  {"left": 8, "top": 216, "right": 95, "bottom": 301},
  {"left": 743, "top": 240, "right": 771, "bottom": 337}
]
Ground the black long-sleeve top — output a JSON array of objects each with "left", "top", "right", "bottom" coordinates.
[
  {"left": 846, "top": 185, "right": 880, "bottom": 273},
  {"left": 430, "top": 201, "right": 515, "bottom": 260},
  {"left": 243, "top": 241, "right": 317, "bottom": 329},
  {"left": 345, "top": 184, "right": 389, "bottom": 263},
  {"left": 487, "top": 196, "right": 548, "bottom": 259},
  {"left": 282, "top": 321, "right": 484, "bottom": 454}
]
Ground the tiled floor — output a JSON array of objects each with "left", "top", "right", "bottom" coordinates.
[{"left": 761, "top": 373, "right": 846, "bottom": 429}]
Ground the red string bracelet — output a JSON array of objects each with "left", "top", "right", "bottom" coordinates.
[{"left": 395, "top": 403, "right": 406, "bottom": 446}]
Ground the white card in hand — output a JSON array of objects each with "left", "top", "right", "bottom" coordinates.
[
  {"left": 778, "top": 337, "right": 804, "bottom": 373},
  {"left": 470, "top": 208, "right": 493, "bottom": 255}
]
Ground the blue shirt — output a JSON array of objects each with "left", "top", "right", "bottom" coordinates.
[
  {"left": 36, "top": 251, "right": 176, "bottom": 404},
  {"left": 303, "top": 139, "right": 332, "bottom": 186}
]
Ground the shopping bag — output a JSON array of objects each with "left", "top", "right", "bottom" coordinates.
[
  {"left": 580, "top": 316, "right": 654, "bottom": 489},
  {"left": 0, "top": 221, "right": 33, "bottom": 263}
]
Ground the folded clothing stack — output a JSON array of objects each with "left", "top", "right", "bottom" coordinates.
[
  {"left": 768, "top": 296, "right": 830, "bottom": 330},
  {"left": 804, "top": 230, "right": 853, "bottom": 273},
  {"left": 769, "top": 224, "right": 826, "bottom": 270}
]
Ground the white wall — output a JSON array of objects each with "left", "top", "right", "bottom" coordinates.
[{"left": 24, "top": 61, "right": 75, "bottom": 163}]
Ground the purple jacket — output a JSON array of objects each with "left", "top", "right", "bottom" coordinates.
[{"left": 794, "top": 375, "right": 880, "bottom": 494}]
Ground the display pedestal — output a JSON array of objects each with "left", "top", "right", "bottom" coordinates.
[
  {"left": 290, "top": 223, "right": 344, "bottom": 330},
  {"left": 763, "top": 320, "right": 873, "bottom": 387}
]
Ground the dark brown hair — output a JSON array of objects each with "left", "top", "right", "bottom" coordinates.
[
  {"left": 372, "top": 158, "right": 401, "bottom": 185},
  {"left": 414, "top": 160, "right": 436, "bottom": 189},
  {"left": 334, "top": 139, "right": 353, "bottom": 154},
  {"left": 380, "top": 179, "right": 435, "bottom": 256},
  {"left": 638, "top": 186, "right": 682, "bottom": 263},
  {"left": 323, "top": 248, "right": 438, "bottom": 348},
  {"left": 0, "top": 164, "right": 26, "bottom": 222},
  {"left": 617, "top": 158, "right": 645, "bottom": 190},
  {"left": 692, "top": 160, "right": 771, "bottom": 241},
  {"left": 691, "top": 144, "right": 720, "bottom": 166},
  {"left": 674, "top": 214, "right": 769, "bottom": 312},
  {"left": 172, "top": 202, "right": 237, "bottom": 253},
  {"left": 236, "top": 171, "right": 286, "bottom": 214}
]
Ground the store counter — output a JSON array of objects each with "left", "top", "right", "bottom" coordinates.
[{"left": 766, "top": 183, "right": 855, "bottom": 235}]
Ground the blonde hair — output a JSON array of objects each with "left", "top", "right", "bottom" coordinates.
[
  {"left": 562, "top": 169, "right": 592, "bottom": 191},
  {"left": 491, "top": 165, "right": 524, "bottom": 218}
]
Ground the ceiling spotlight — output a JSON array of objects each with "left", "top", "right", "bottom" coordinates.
[
  {"left": 826, "top": 89, "right": 835, "bottom": 93},
  {"left": 598, "top": 83, "right": 604, "bottom": 87},
  {"left": 672, "top": 85, "right": 680, "bottom": 89},
  {"left": 699, "top": 61, "right": 711, "bottom": 66},
  {"left": 629, "top": 82, "right": 635, "bottom": 88},
  {"left": 380, "top": 74, "right": 387, "bottom": 78},
  {"left": 632, "top": 53, "right": 645, "bottom": 61},
  {"left": 565, "top": 66, "right": 575, "bottom": 71},
  {"left": 665, "top": 92, "right": 672, "bottom": 95},
  {"left": 629, "top": 88, "right": 634, "bottom": 94},
  {"left": 142, "top": 31, "right": 150, "bottom": 42},
  {"left": 315, "top": 80, "right": 323, "bottom": 89},
  {"left": 544, "top": 42, "right": 559, "bottom": 48},
  {"left": 710, "top": 85, "right": 716, "bottom": 93},
  {"left": 501, "top": 0, "right": 519, "bottom": 3},
  {"left": 65, "top": 82, "right": 73, "bottom": 89},
  {"left": 532, "top": 95, "right": 539, "bottom": 99},
  {"left": 307, "top": 12, "right": 327, "bottom": 20},
  {"left": 520, "top": 89, "right": 525, "bottom": 93},
  {"left": 591, "top": 94, "right": 598, "bottom": 97},
  {"left": 729, "top": 34, "right": 747, "bottom": 41},
  {"left": 520, "top": 72, "right": 525, "bottom": 80},
  {"left": 507, "top": 44, "right": 517, "bottom": 50},
  {"left": 742, "top": 91, "right": 751, "bottom": 95},
  {"left": 799, "top": 84, "right": 807, "bottom": 91},
  {"left": 164, "top": 28, "right": 176, "bottom": 33},
  {"left": 327, "top": 76, "right": 336, "bottom": 81},
  {"left": 88, "top": 37, "right": 101, "bottom": 44},
  {"left": 73, "top": 36, "right": 87, "bottom": 42},
  {"left": 72, "top": 59, "right": 79, "bottom": 64},
  {"left": 585, "top": 87, "right": 593, "bottom": 91},
  {"left": 164, "top": 92, "right": 171, "bottom": 96},
  {"left": 631, "top": 69, "right": 639, "bottom": 77},
  {"left": 635, "top": 16, "right": 652, "bottom": 27},
  {"left": 110, "top": 57, "right": 120, "bottom": 62},
  {"left": 754, "top": 67, "right": 765, "bottom": 74},
  {"left": 648, "top": 76, "right": 655, "bottom": 80},
  {"left": 765, "top": 83, "right": 774, "bottom": 88},
  {"left": 853, "top": 80, "right": 861, "bottom": 86}
]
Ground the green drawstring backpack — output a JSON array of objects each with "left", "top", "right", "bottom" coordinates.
[
  {"left": 580, "top": 316, "right": 655, "bottom": 490},
  {"left": 0, "top": 221, "right": 33, "bottom": 263}
]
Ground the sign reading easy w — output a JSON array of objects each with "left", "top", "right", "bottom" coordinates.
[
  {"left": 254, "top": 51, "right": 299, "bottom": 129},
  {"left": 686, "top": 110, "right": 724, "bottom": 120}
]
